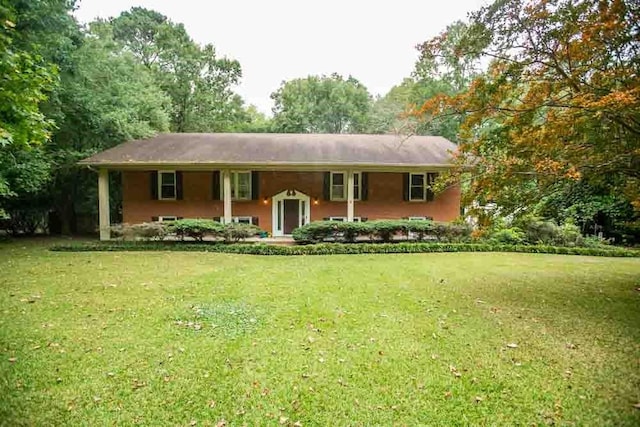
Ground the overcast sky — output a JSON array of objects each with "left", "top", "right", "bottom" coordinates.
[{"left": 74, "top": 0, "right": 487, "bottom": 114}]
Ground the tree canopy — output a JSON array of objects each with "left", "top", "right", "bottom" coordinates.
[
  {"left": 271, "top": 73, "right": 372, "bottom": 134},
  {"left": 414, "top": 0, "right": 640, "bottom": 235}
]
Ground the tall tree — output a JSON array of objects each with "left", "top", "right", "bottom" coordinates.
[
  {"left": 271, "top": 73, "right": 372, "bottom": 133},
  {"left": 415, "top": 0, "right": 640, "bottom": 234},
  {"left": 0, "top": 0, "right": 76, "bottom": 198},
  {"left": 109, "top": 7, "right": 242, "bottom": 132},
  {"left": 45, "top": 24, "right": 171, "bottom": 233}
]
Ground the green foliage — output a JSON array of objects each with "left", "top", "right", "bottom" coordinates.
[
  {"left": 51, "top": 241, "right": 640, "bottom": 258},
  {"left": 513, "top": 217, "right": 586, "bottom": 247},
  {"left": 221, "top": 222, "right": 261, "bottom": 243},
  {"left": 111, "top": 222, "right": 167, "bottom": 241},
  {"left": 488, "top": 227, "right": 525, "bottom": 245},
  {"left": 291, "top": 220, "right": 468, "bottom": 244},
  {"left": 370, "top": 220, "right": 404, "bottom": 242},
  {"left": 271, "top": 73, "right": 372, "bottom": 133},
  {"left": 169, "top": 219, "right": 223, "bottom": 241},
  {"left": 109, "top": 7, "right": 243, "bottom": 133}
]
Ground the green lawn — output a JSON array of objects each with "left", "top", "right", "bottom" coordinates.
[{"left": 1, "top": 240, "right": 639, "bottom": 426}]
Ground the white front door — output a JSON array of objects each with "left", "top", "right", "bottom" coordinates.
[{"left": 271, "top": 190, "right": 311, "bottom": 236}]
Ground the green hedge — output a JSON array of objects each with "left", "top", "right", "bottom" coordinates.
[
  {"left": 291, "top": 220, "right": 471, "bottom": 244},
  {"left": 50, "top": 242, "right": 640, "bottom": 257}
]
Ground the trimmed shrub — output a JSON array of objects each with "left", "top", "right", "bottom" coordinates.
[
  {"left": 431, "top": 221, "right": 472, "bottom": 242},
  {"left": 291, "top": 219, "right": 470, "bottom": 243},
  {"left": 110, "top": 222, "right": 168, "bottom": 241},
  {"left": 369, "top": 220, "right": 404, "bottom": 242},
  {"left": 50, "top": 241, "right": 640, "bottom": 258},
  {"left": 339, "top": 221, "right": 372, "bottom": 242},
  {"left": 170, "top": 219, "right": 224, "bottom": 241},
  {"left": 222, "top": 223, "right": 261, "bottom": 243}
]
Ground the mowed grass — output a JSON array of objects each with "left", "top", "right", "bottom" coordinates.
[{"left": 1, "top": 240, "right": 639, "bottom": 426}]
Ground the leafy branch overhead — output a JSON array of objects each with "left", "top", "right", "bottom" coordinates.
[{"left": 414, "top": 0, "right": 640, "bottom": 215}]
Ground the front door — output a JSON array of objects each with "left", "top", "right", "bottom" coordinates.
[{"left": 283, "top": 199, "right": 300, "bottom": 234}]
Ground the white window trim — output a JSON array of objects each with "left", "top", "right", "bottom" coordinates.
[
  {"left": 158, "top": 170, "right": 177, "bottom": 201},
  {"left": 329, "top": 216, "right": 362, "bottom": 222},
  {"left": 408, "top": 173, "right": 437, "bottom": 202},
  {"left": 158, "top": 216, "right": 177, "bottom": 222},
  {"left": 408, "top": 172, "right": 427, "bottom": 202},
  {"left": 221, "top": 171, "right": 252, "bottom": 201},
  {"left": 330, "top": 171, "right": 361, "bottom": 201},
  {"left": 232, "top": 216, "right": 254, "bottom": 225}
]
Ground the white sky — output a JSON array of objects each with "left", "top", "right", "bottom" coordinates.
[{"left": 74, "top": 0, "right": 487, "bottom": 114}]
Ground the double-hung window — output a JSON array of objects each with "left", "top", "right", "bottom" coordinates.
[
  {"left": 159, "top": 171, "right": 177, "bottom": 200},
  {"left": 231, "top": 171, "right": 252, "bottom": 200},
  {"left": 408, "top": 173, "right": 437, "bottom": 201},
  {"left": 330, "top": 172, "right": 361, "bottom": 201}
]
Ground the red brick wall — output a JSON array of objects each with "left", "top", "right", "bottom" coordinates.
[{"left": 122, "top": 171, "right": 461, "bottom": 233}]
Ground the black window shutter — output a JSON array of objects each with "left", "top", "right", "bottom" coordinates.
[
  {"left": 402, "top": 173, "right": 409, "bottom": 201},
  {"left": 176, "top": 171, "right": 183, "bottom": 200},
  {"left": 323, "top": 172, "right": 331, "bottom": 201},
  {"left": 212, "top": 171, "right": 221, "bottom": 200},
  {"left": 361, "top": 172, "right": 369, "bottom": 200},
  {"left": 251, "top": 171, "right": 259, "bottom": 200},
  {"left": 252, "top": 216, "right": 259, "bottom": 226},
  {"left": 150, "top": 171, "right": 158, "bottom": 200},
  {"left": 151, "top": 216, "right": 159, "bottom": 222}
]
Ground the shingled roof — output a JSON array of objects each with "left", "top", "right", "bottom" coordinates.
[{"left": 79, "top": 133, "right": 457, "bottom": 168}]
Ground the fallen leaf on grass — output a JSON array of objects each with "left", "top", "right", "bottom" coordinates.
[
  {"left": 215, "top": 420, "right": 226, "bottom": 427},
  {"left": 633, "top": 402, "right": 640, "bottom": 409},
  {"left": 8, "top": 357, "right": 16, "bottom": 363},
  {"left": 506, "top": 343, "right": 518, "bottom": 349},
  {"left": 444, "top": 391, "right": 452, "bottom": 399},
  {"left": 279, "top": 416, "right": 288, "bottom": 425}
]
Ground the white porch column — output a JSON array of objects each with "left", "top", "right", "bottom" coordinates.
[
  {"left": 223, "top": 169, "right": 232, "bottom": 224},
  {"left": 98, "top": 168, "right": 110, "bottom": 241},
  {"left": 346, "top": 170, "right": 355, "bottom": 222}
]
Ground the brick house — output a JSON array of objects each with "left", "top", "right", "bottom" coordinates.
[{"left": 80, "top": 133, "right": 461, "bottom": 240}]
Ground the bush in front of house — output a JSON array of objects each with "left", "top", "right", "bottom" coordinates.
[
  {"left": 291, "top": 219, "right": 468, "bottom": 244},
  {"left": 110, "top": 220, "right": 262, "bottom": 242},
  {"left": 50, "top": 241, "right": 640, "bottom": 257},
  {"left": 221, "top": 222, "right": 262, "bottom": 243},
  {"left": 169, "top": 219, "right": 224, "bottom": 241},
  {"left": 110, "top": 222, "right": 168, "bottom": 241}
]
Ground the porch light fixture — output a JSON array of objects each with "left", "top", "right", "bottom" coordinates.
[
  {"left": 313, "top": 197, "right": 319, "bottom": 205},
  {"left": 263, "top": 197, "right": 268, "bottom": 204}
]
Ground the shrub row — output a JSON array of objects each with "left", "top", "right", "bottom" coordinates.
[
  {"left": 50, "top": 242, "right": 640, "bottom": 257},
  {"left": 291, "top": 220, "right": 471, "bottom": 244},
  {"left": 110, "top": 219, "right": 262, "bottom": 243}
]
